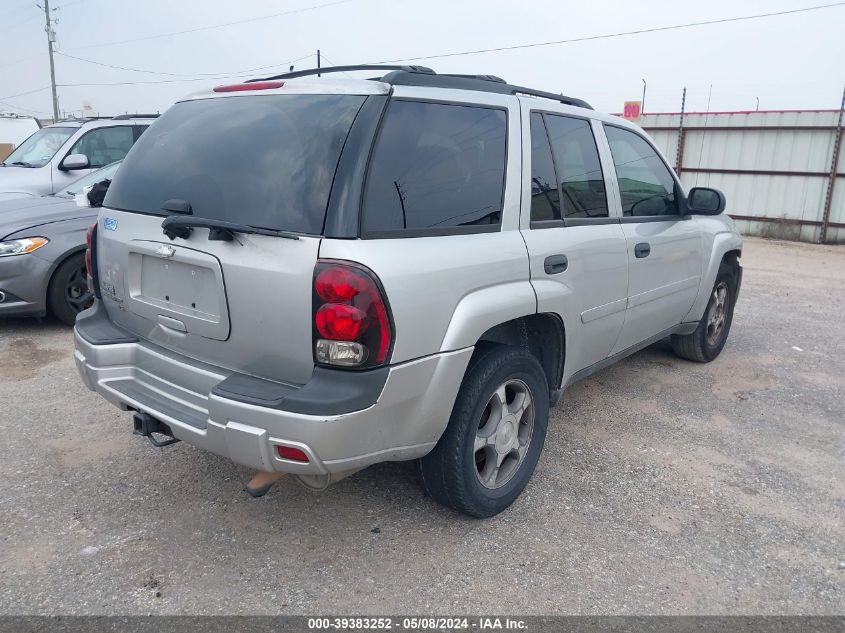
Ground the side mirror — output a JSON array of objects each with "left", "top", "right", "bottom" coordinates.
[
  {"left": 60, "top": 153, "right": 90, "bottom": 171},
  {"left": 687, "top": 187, "right": 726, "bottom": 215}
]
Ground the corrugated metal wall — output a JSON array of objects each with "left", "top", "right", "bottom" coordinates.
[{"left": 638, "top": 110, "right": 844, "bottom": 243}]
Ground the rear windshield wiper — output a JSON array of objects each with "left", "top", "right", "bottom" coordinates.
[{"left": 161, "top": 215, "right": 300, "bottom": 242}]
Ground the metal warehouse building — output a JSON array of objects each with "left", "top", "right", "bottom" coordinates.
[{"left": 639, "top": 109, "right": 844, "bottom": 244}]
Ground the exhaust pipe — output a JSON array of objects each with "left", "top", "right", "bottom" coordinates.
[
  {"left": 295, "top": 467, "right": 366, "bottom": 491},
  {"left": 0, "top": 291, "right": 6, "bottom": 303}
]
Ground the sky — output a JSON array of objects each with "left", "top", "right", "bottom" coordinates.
[{"left": 1, "top": 0, "right": 844, "bottom": 119}]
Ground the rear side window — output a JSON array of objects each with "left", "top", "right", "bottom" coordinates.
[
  {"left": 529, "top": 112, "right": 560, "bottom": 222},
  {"left": 105, "top": 95, "right": 366, "bottom": 234},
  {"left": 604, "top": 125, "right": 679, "bottom": 216},
  {"left": 544, "top": 115, "right": 608, "bottom": 218},
  {"left": 362, "top": 100, "right": 507, "bottom": 234}
]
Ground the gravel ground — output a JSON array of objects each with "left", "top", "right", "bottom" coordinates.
[{"left": 0, "top": 236, "right": 843, "bottom": 615}]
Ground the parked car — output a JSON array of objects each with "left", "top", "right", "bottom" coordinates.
[
  {"left": 0, "top": 112, "right": 41, "bottom": 161},
  {"left": 0, "top": 115, "right": 152, "bottom": 201},
  {"left": 0, "top": 160, "right": 120, "bottom": 324},
  {"left": 74, "top": 66, "right": 742, "bottom": 517}
]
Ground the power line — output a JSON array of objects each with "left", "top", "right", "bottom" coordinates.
[
  {"left": 0, "top": 99, "right": 51, "bottom": 115},
  {"left": 1, "top": 54, "right": 314, "bottom": 108},
  {"left": 54, "top": 51, "right": 315, "bottom": 79},
  {"left": 0, "top": 55, "right": 41, "bottom": 71},
  {"left": 374, "top": 1, "right": 845, "bottom": 63},
  {"left": 0, "top": 86, "right": 52, "bottom": 101},
  {"left": 64, "top": 0, "right": 354, "bottom": 51},
  {"left": 0, "top": 13, "right": 41, "bottom": 35}
]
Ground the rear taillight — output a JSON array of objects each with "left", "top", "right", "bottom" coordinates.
[
  {"left": 85, "top": 222, "right": 101, "bottom": 299},
  {"left": 312, "top": 260, "right": 393, "bottom": 369},
  {"left": 84, "top": 223, "right": 95, "bottom": 277}
]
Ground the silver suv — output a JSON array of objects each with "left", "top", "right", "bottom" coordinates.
[
  {"left": 74, "top": 66, "right": 742, "bottom": 517},
  {"left": 0, "top": 115, "right": 154, "bottom": 200}
]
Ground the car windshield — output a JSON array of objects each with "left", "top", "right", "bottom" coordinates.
[
  {"left": 57, "top": 160, "right": 122, "bottom": 198},
  {"left": 1, "top": 127, "right": 75, "bottom": 168}
]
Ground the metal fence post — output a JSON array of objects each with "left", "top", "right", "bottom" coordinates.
[
  {"left": 675, "top": 87, "right": 687, "bottom": 176},
  {"left": 819, "top": 85, "right": 845, "bottom": 244}
]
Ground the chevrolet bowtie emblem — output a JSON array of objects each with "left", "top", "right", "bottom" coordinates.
[{"left": 156, "top": 244, "right": 176, "bottom": 258}]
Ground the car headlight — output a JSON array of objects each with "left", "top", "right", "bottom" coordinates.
[{"left": 0, "top": 237, "right": 49, "bottom": 257}]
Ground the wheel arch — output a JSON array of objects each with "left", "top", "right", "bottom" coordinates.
[
  {"left": 683, "top": 232, "right": 742, "bottom": 323},
  {"left": 475, "top": 313, "right": 566, "bottom": 400}
]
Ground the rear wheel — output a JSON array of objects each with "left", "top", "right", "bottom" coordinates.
[
  {"left": 418, "top": 345, "right": 549, "bottom": 518},
  {"left": 47, "top": 253, "right": 93, "bottom": 325},
  {"left": 671, "top": 262, "right": 737, "bottom": 362}
]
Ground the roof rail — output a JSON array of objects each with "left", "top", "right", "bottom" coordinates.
[
  {"left": 441, "top": 74, "right": 507, "bottom": 84},
  {"left": 507, "top": 85, "right": 592, "bottom": 110},
  {"left": 246, "top": 64, "right": 592, "bottom": 110},
  {"left": 247, "top": 64, "right": 435, "bottom": 82},
  {"left": 112, "top": 113, "right": 160, "bottom": 120},
  {"left": 380, "top": 70, "right": 593, "bottom": 110}
]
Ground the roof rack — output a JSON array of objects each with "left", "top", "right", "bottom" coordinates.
[
  {"left": 246, "top": 64, "right": 592, "bottom": 110},
  {"left": 112, "top": 113, "right": 160, "bottom": 120},
  {"left": 381, "top": 70, "right": 592, "bottom": 109},
  {"left": 248, "top": 64, "right": 435, "bottom": 82}
]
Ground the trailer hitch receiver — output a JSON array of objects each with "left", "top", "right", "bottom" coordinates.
[{"left": 132, "top": 412, "right": 181, "bottom": 448}]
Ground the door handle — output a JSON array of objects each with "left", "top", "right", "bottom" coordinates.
[
  {"left": 634, "top": 242, "right": 651, "bottom": 258},
  {"left": 544, "top": 254, "right": 568, "bottom": 274}
]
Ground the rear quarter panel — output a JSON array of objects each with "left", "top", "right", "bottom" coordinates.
[
  {"left": 320, "top": 87, "right": 535, "bottom": 364},
  {"left": 319, "top": 232, "right": 535, "bottom": 364}
]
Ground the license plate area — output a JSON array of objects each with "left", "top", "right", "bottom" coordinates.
[
  {"left": 125, "top": 242, "right": 230, "bottom": 341},
  {"left": 139, "top": 256, "right": 218, "bottom": 316}
]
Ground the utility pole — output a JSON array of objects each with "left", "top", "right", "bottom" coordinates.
[
  {"left": 317, "top": 49, "right": 321, "bottom": 77},
  {"left": 41, "top": 0, "right": 59, "bottom": 121}
]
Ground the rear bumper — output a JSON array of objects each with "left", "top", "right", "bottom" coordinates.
[
  {"left": 73, "top": 305, "right": 472, "bottom": 475},
  {"left": 0, "top": 253, "right": 50, "bottom": 317}
]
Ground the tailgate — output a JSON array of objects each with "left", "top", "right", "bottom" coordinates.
[{"left": 97, "top": 209, "right": 319, "bottom": 385}]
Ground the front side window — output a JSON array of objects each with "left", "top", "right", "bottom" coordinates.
[
  {"left": 68, "top": 126, "right": 135, "bottom": 168},
  {"left": 59, "top": 160, "right": 122, "bottom": 198},
  {"left": 529, "top": 112, "right": 560, "bottom": 222},
  {"left": 545, "top": 115, "right": 608, "bottom": 218},
  {"left": 2, "top": 127, "right": 75, "bottom": 168},
  {"left": 604, "top": 125, "right": 679, "bottom": 217},
  {"left": 362, "top": 100, "right": 507, "bottom": 234}
]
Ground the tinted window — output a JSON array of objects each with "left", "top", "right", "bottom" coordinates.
[
  {"left": 69, "top": 126, "right": 134, "bottom": 168},
  {"left": 604, "top": 125, "right": 679, "bottom": 216},
  {"left": 529, "top": 113, "right": 560, "bottom": 222},
  {"left": 62, "top": 160, "right": 122, "bottom": 197},
  {"left": 362, "top": 101, "right": 507, "bottom": 233},
  {"left": 105, "top": 95, "right": 366, "bottom": 234},
  {"left": 545, "top": 115, "right": 608, "bottom": 218},
  {"left": 2, "top": 127, "right": 74, "bottom": 168}
]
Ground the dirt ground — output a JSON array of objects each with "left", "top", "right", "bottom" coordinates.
[{"left": 0, "top": 236, "right": 843, "bottom": 615}]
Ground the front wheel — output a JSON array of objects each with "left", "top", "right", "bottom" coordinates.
[
  {"left": 671, "top": 262, "right": 738, "bottom": 362},
  {"left": 47, "top": 253, "right": 94, "bottom": 325},
  {"left": 418, "top": 345, "right": 549, "bottom": 518}
]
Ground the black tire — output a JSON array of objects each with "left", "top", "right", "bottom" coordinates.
[
  {"left": 671, "top": 261, "right": 738, "bottom": 362},
  {"left": 417, "top": 345, "right": 549, "bottom": 518},
  {"left": 47, "top": 253, "right": 93, "bottom": 325}
]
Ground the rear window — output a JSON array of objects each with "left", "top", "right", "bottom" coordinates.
[
  {"left": 362, "top": 100, "right": 507, "bottom": 235},
  {"left": 105, "top": 94, "right": 366, "bottom": 234}
]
